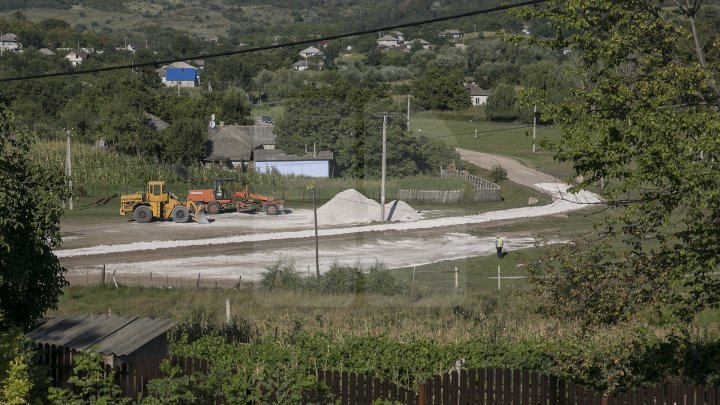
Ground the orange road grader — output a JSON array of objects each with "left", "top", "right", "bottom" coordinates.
[
  {"left": 120, "top": 181, "right": 209, "bottom": 224},
  {"left": 187, "top": 178, "right": 284, "bottom": 216}
]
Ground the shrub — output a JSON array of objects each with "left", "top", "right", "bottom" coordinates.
[
  {"left": 489, "top": 164, "right": 508, "bottom": 183},
  {"left": 319, "top": 262, "right": 365, "bottom": 294},
  {"left": 364, "top": 262, "right": 407, "bottom": 295},
  {"left": 259, "top": 258, "right": 305, "bottom": 292}
]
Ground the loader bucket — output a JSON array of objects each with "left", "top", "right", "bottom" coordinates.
[
  {"left": 188, "top": 201, "right": 210, "bottom": 224},
  {"left": 193, "top": 209, "right": 210, "bottom": 224}
]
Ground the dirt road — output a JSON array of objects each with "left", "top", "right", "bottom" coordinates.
[{"left": 456, "top": 148, "right": 560, "bottom": 191}]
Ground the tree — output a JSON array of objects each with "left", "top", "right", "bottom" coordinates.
[
  {"left": 486, "top": 84, "right": 518, "bottom": 121},
  {"left": 208, "top": 86, "right": 253, "bottom": 125},
  {"left": 274, "top": 80, "right": 457, "bottom": 177},
  {"left": 512, "top": 0, "right": 720, "bottom": 325},
  {"left": 163, "top": 118, "right": 208, "bottom": 165},
  {"left": 411, "top": 67, "right": 469, "bottom": 111},
  {"left": 0, "top": 102, "right": 69, "bottom": 327}
]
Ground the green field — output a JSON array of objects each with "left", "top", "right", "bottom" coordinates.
[{"left": 411, "top": 110, "right": 572, "bottom": 180}]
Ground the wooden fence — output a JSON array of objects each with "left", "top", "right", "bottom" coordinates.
[
  {"left": 304, "top": 370, "right": 418, "bottom": 404},
  {"left": 398, "top": 189, "right": 465, "bottom": 204},
  {"left": 440, "top": 168, "right": 501, "bottom": 203},
  {"left": 37, "top": 344, "right": 207, "bottom": 398},
  {"left": 37, "top": 344, "right": 720, "bottom": 404}
]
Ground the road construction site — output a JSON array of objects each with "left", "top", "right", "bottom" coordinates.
[{"left": 57, "top": 150, "right": 601, "bottom": 285}]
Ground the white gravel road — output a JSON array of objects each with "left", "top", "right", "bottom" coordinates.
[{"left": 58, "top": 182, "right": 600, "bottom": 281}]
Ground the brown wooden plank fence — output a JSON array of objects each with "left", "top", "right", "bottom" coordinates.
[
  {"left": 37, "top": 344, "right": 720, "bottom": 404},
  {"left": 398, "top": 189, "right": 465, "bottom": 204},
  {"left": 440, "top": 168, "right": 501, "bottom": 202}
]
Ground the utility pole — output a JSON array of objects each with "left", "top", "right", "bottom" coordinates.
[
  {"left": 308, "top": 183, "right": 320, "bottom": 276},
  {"left": 381, "top": 115, "right": 387, "bottom": 222},
  {"left": 532, "top": 104, "right": 537, "bottom": 153},
  {"left": 406, "top": 95, "right": 411, "bottom": 131},
  {"left": 1, "top": 31, "right": 4, "bottom": 57},
  {"left": 65, "top": 129, "right": 73, "bottom": 211},
  {"left": 373, "top": 113, "right": 393, "bottom": 221}
]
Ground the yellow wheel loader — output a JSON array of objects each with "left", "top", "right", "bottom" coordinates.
[{"left": 119, "top": 181, "right": 209, "bottom": 224}]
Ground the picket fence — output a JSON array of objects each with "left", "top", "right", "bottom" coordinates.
[{"left": 38, "top": 343, "right": 720, "bottom": 404}]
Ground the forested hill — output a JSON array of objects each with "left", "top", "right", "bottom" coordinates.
[{"left": 0, "top": 0, "right": 523, "bottom": 41}]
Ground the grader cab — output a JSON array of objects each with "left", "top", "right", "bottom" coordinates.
[{"left": 119, "top": 181, "right": 209, "bottom": 224}]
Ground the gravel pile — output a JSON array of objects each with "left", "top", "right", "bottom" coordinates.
[{"left": 316, "top": 189, "right": 422, "bottom": 225}]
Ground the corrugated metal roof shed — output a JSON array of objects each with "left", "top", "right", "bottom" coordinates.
[
  {"left": 27, "top": 315, "right": 176, "bottom": 356},
  {"left": 94, "top": 317, "right": 177, "bottom": 356}
]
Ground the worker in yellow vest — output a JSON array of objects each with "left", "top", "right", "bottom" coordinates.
[{"left": 496, "top": 236, "right": 504, "bottom": 259}]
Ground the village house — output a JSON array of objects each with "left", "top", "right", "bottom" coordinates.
[
  {"left": 407, "top": 38, "right": 431, "bottom": 50},
  {"left": 126, "top": 41, "right": 149, "bottom": 53},
  {"left": 439, "top": 29, "right": 465, "bottom": 39},
  {"left": 299, "top": 46, "right": 321, "bottom": 58},
  {"left": 205, "top": 121, "right": 276, "bottom": 169},
  {"left": 376, "top": 34, "right": 400, "bottom": 48},
  {"left": 292, "top": 60, "right": 321, "bottom": 71},
  {"left": 158, "top": 61, "right": 198, "bottom": 87},
  {"left": 0, "top": 33, "right": 21, "bottom": 53},
  {"left": 65, "top": 49, "right": 89, "bottom": 67},
  {"left": 468, "top": 83, "right": 490, "bottom": 106}
]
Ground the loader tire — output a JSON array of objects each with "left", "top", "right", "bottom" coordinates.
[
  {"left": 207, "top": 202, "right": 221, "bottom": 215},
  {"left": 264, "top": 203, "right": 279, "bottom": 216},
  {"left": 134, "top": 206, "right": 152, "bottom": 223},
  {"left": 172, "top": 206, "right": 190, "bottom": 223}
]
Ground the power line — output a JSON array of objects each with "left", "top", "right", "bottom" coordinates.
[{"left": 0, "top": 0, "right": 548, "bottom": 83}]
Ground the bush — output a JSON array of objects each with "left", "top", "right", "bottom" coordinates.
[
  {"left": 364, "top": 262, "right": 407, "bottom": 295},
  {"left": 318, "top": 262, "right": 365, "bottom": 294},
  {"left": 259, "top": 258, "right": 305, "bottom": 292},
  {"left": 258, "top": 260, "right": 407, "bottom": 295},
  {"left": 489, "top": 164, "right": 508, "bottom": 183}
]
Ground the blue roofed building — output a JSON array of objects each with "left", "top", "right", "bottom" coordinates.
[{"left": 159, "top": 61, "right": 198, "bottom": 87}]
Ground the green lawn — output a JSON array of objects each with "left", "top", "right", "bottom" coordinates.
[{"left": 411, "top": 111, "right": 573, "bottom": 180}]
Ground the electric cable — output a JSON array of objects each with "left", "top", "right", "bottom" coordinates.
[{"left": 0, "top": 0, "right": 548, "bottom": 83}]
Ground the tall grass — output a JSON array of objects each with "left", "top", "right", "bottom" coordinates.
[{"left": 34, "top": 141, "right": 473, "bottom": 201}]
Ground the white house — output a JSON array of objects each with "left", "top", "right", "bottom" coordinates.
[
  {"left": 0, "top": 33, "right": 21, "bottom": 53},
  {"left": 127, "top": 42, "right": 148, "bottom": 53},
  {"left": 376, "top": 35, "right": 400, "bottom": 48},
  {"left": 469, "top": 83, "right": 489, "bottom": 106},
  {"left": 299, "top": 46, "right": 320, "bottom": 58},
  {"left": 65, "top": 49, "right": 89, "bottom": 67},
  {"left": 391, "top": 31, "right": 405, "bottom": 41}
]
